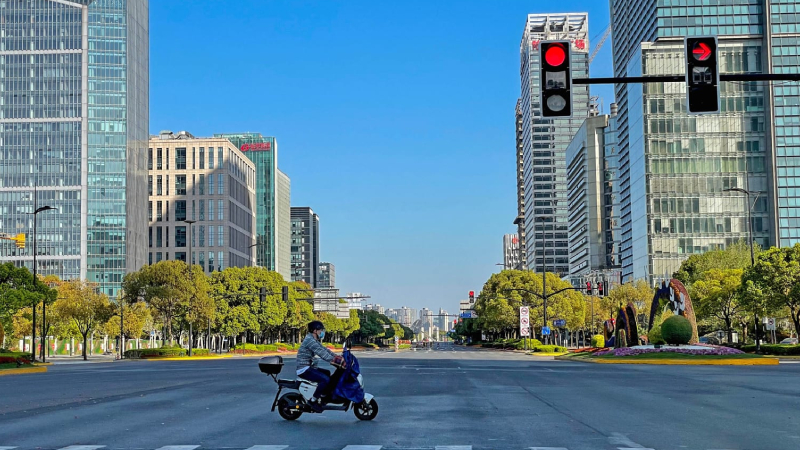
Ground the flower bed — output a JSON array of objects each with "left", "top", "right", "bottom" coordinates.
[
  {"left": 570, "top": 347, "right": 605, "bottom": 353},
  {"left": 595, "top": 346, "right": 745, "bottom": 357}
]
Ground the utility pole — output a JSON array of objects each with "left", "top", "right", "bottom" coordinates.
[{"left": 184, "top": 219, "right": 196, "bottom": 356}]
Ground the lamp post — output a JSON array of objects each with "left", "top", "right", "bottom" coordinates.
[
  {"left": 723, "top": 187, "right": 760, "bottom": 353},
  {"left": 27, "top": 190, "right": 56, "bottom": 362},
  {"left": 184, "top": 219, "right": 196, "bottom": 356},
  {"left": 536, "top": 216, "right": 551, "bottom": 344},
  {"left": 495, "top": 263, "right": 506, "bottom": 271}
]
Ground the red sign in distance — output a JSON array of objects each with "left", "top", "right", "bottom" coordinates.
[
  {"left": 545, "top": 44, "right": 567, "bottom": 66},
  {"left": 692, "top": 42, "right": 712, "bottom": 61}
]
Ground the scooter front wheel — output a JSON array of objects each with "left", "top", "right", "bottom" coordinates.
[
  {"left": 277, "top": 392, "right": 304, "bottom": 420},
  {"left": 353, "top": 398, "right": 378, "bottom": 421}
]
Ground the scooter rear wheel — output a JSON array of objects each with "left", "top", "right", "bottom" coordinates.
[
  {"left": 277, "top": 393, "right": 304, "bottom": 420},
  {"left": 353, "top": 398, "right": 378, "bottom": 421}
]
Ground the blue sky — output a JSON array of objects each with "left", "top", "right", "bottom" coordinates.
[{"left": 150, "top": 0, "right": 615, "bottom": 313}]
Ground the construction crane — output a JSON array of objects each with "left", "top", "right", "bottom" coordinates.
[{"left": 589, "top": 25, "right": 611, "bottom": 64}]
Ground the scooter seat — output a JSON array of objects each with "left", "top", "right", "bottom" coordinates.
[{"left": 277, "top": 379, "right": 301, "bottom": 389}]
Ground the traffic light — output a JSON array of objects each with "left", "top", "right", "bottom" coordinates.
[
  {"left": 13, "top": 233, "right": 25, "bottom": 249},
  {"left": 598, "top": 282, "right": 605, "bottom": 297},
  {"left": 685, "top": 36, "right": 719, "bottom": 114},
  {"left": 469, "top": 291, "right": 475, "bottom": 302},
  {"left": 585, "top": 281, "right": 592, "bottom": 295},
  {"left": 259, "top": 287, "right": 267, "bottom": 304},
  {"left": 539, "top": 41, "right": 573, "bottom": 117},
  {"left": 282, "top": 285, "right": 289, "bottom": 303}
]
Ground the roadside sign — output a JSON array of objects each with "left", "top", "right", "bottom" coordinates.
[
  {"left": 520, "top": 307, "right": 529, "bottom": 318},
  {"left": 520, "top": 317, "right": 529, "bottom": 326},
  {"left": 460, "top": 311, "right": 478, "bottom": 319},
  {"left": 766, "top": 318, "right": 776, "bottom": 331},
  {"left": 520, "top": 327, "right": 530, "bottom": 337},
  {"left": 553, "top": 319, "right": 566, "bottom": 328},
  {"left": 542, "top": 326, "right": 551, "bottom": 336}
]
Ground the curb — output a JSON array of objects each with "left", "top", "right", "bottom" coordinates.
[
  {"left": 557, "top": 356, "right": 780, "bottom": 365},
  {"left": 0, "top": 366, "right": 48, "bottom": 376}
]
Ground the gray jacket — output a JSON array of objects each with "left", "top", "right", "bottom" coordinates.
[{"left": 296, "top": 333, "right": 337, "bottom": 370}]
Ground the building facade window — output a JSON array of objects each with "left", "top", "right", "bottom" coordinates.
[
  {"left": 176, "top": 148, "right": 187, "bottom": 170},
  {"left": 176, "top": 175, "right": 187, "bottom": 195},
  {"left": 176, "top": 201, "right": 187, "bottom": 221},
  {"left": 175, "top": 226, "right": 187, "bottom": 248}
]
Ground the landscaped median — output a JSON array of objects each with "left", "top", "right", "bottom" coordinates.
[
  {"left": 122, "top": 342, "right": 364, "bottom": 361},
  {"left": 0, "top": 352, "right": 48, "bottom": 376},
  {"left": 556, "top": 345, "right": 779, "bottom": 365}
]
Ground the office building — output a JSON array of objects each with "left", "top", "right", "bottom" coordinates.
[
  {"left": 290, "top": 207, "right": 320, "bottom": 287},
  {"left": 344, "top": 293, "right": 365, "bottom": 311},
  {"left": 313, "top": 288, "right": 349, "bottom": 319},
  {"left": 438, "top": 308, "right": 451, "bottom": 331},
  {"left": 318, "top": 262, "right": 335, "bottom": 288},
  {"left": 519, "top": 13, "right": 592, "bottom": 276},
  {"left": 610, "top": 0, "right": 780, "bottom": 282},
  {"left": 147, "top": 131, "right": 256, "bottom": 272},
  {"left": 214, "top": 133, "right": 291, "bottom": 280},
  {"left": 503, "top": 234, "right": 522, "bottom": 270},
  {"left": 565, "top": 112, "right": 622, "bottom": 286},
  {"left": 0, "top": 0, "right": 149, "bottom": 297},
  {"left": 365, "top": 303, "right": 385, "bottom": 315},
  {"left": 395, "top": 307, "right": 416, "bottom": 328},
  {"left": 514, "top": 100, "right": 528, "bottom": 269}
]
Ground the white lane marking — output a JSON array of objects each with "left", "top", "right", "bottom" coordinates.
[
  {"left": 529, "top": 447, "right": 568, "bottom": 450},
  {"left": 618, "top": 448, "right": 655, "bottom": 450},
  {"left": 58, "top": 447, "right": 105, "bottom": 450},
  {"left": 435, "top": 447, "right": 472, "bottom": 450},
  {"left": 342, "top": 446, "right": 382, "bottom": 450},
  {"left": 154, "top": 447, "right": 200, "bottom": 450},
  {"left": 0, "top": 447, "right": 17, "bottom": 450},
  {"left": 245, "top": 447, "right": 289, "bottom": 450}
]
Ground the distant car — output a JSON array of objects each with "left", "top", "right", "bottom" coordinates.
[
  {"left": 699, "top": 336, "right": 721, "bottom": 345},
  {"left": 780, "top": 338, "right": 798, "bottom": 345}
]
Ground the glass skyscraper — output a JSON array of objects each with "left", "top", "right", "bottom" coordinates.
[
  {"left": 0, "top": 0, "right": 149, "bottom": 297},
  {"left": 518, "top": 13, "right": 592, "bottom": 275},
  {"left": 610, "top": 0, "right": 792, "bottom": 283},
  {"left": 214, "top": 132, "right": 291, "bottom": 280}
]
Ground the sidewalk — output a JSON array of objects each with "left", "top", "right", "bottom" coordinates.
[{"left": 46, "top": 354, "right": 119, "bottom": 365}]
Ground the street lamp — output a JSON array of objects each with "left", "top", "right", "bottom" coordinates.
[
  {"left": 723, "top": 187, "right": 760, "bottom": 352},
  {"left": 536, "top": 216, "right": 551, "bottom": 343},
  {"left": 495, "top": 263, "right": 506, "bottom": 271},
  {"left": 184, "top": 219, "right": 196, "bottom": 357},
  {"left": 27, "top": 198, "right": 56, "bottom": 362}
]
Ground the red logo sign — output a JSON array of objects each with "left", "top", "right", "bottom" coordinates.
[
  {"left": 240, "top": 142, "right": 271, "bottom": 152},
  {"left": 574, "top": 39, "right": 586, "bottom": 50},
  {"left": 531, "top": 39, "right": 540, "bottom": 50}
]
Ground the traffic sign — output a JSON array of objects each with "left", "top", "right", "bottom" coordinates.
[
  {"left": 520, "top": 317, "right": 529, "bottom": 326},
  {"left": 520, "top": 327, "right": 530, "bottom": 337},
  {"left": 553, "top": 319, "right": 566, "bottom": 328},
  {"left": 460, "top": 311, "right": 478, "bottom": 319},
  {"left": 520, "top": 306, "right": 529, "bottom": 318},
  {"left": 766, "top": 318, "right": 776, "bottom": 331},
  {"left": 541, "top": 326, "right": 551, "bottom": 336}
]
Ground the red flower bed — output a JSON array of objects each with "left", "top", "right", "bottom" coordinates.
[{"left": 570, "top": 347, "right": 606, "bottom": 353}]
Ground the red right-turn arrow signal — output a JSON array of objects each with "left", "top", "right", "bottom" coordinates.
[{"left": 692, "top": 42, "right": 712, "bottom": 61}]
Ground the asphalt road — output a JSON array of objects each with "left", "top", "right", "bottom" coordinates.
[{"left": 1, "top": 345, "right": 799, "bottom": 450}]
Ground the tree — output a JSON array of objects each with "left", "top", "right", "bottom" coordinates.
[
  {"left": 356, "top": 310, "right": 385, "bottom": 343},
  {"left": 0, "top": 263, "right": 55, "bottom": 349},
  {"left": 104, "top": 301, "right": 152, "bottom": 341},
  {"left": 742, "top": 245, "right": 800, "bottom": 339},
  {"left": 52, "top": 280, "right": 113, "bottom": 360},
  {"left": 691, "top": 269, "right": 744, "bottom": 342},
  {"left": 674, "top": 240, "right": 757, "bottom": 285},
  {"left": 122, "top": 261, "right": 212, "bottom": 345},
  {"left": 605, "top": 279, "right": 654, "bottom": 329}
]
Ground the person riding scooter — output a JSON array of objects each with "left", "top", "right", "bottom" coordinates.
[{"left": 296, "top": 321, "right": 344, "bottom": 412}]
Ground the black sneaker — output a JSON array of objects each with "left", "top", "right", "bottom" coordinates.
[{"left": 308, "top": 400, "right": 324, "bottom": 413}]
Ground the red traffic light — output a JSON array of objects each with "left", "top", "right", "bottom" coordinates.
[
  {"left": 545, "top": 44, "right": 567, "bottom": 67},
  {"left": 469, "top": 291, "right": 474, "bottom": 297},
  {"left": 692, "top": 41, "right": 712, "bottom": 61}
]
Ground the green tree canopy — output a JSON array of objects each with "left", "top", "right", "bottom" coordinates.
[
  {"left": 742, "top": 245, "right": 800, "bottom": 338},
  {"left": 674, "top": 240, "right": 757, "bottom": 285},
  {"left": 0, "top": 263, "right": 55, "bottom": 347},
  {"left": 691, "top": 268, "right": 744, "bottom": 342},
  {"left": 52, "top": 280, "right": 113, "bottom": 360}
]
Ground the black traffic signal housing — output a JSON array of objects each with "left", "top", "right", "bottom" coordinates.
[
  {"left": 539, "top": 41, "right": 573, "bottom": 117},
  {"left": 259, "top": 287, "right": 267, "bottom": 304},
  {"left": 685, "top": 36, "right": 719, "bottom": 114},
  {"left": 282, "top": 285, "right": 289, "bottom": 303},
  {"left": 598, "top": 282, "right": 605, "bottom": 297},
  {"left": 469, "top": 291, "right": 475, "bottom": 303},
  {"left": 585, "top": 281, "right": 592, "bottom": 295}
]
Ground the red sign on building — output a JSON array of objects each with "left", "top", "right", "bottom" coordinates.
[
  {"left": 574, "top": 39, "right": 586, "bottom": 50},
  {"left": 240, "top": 142, "right": 271, "bottom": 152},
  {"left": 531, "top": 39, "right": 540, "bottom": 50}
]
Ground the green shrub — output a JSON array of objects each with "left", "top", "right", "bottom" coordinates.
[
  {"left": 591, "top": 335, "right": 605, "bottom": 348},
  {"left": 532, "top": 345, "right": 567, "bottom": 353},
  {"left": 661, "top": 315, "right": 693, "bottom": 345},
  {"left": 124, "top": 348, "right": 187, "bottom": 358},
  {"left": 742, "top": 344, "right": 800, "bottom": 355},
  {"left": 0, "top": 351, "right": 33, "bottom": 361},
  {"left": 191, "top": 349, "right": 210, "bottom": 356}
]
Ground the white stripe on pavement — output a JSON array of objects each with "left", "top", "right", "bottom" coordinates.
[
  {"left": 617, "top": 448, "right": 655, "bottom": 450},
  {"left": 58, "top": 447, "right": 105, "bottom": 450},
  {"left": 154, "top": 447, "right": 200, "bottom": 450},
  {"left": 341, "top": 447, "right": 382, "bottom": 450},
  {"left": 0, "top": 447, "right": 16, "bottom": 450},
  {"left": 435, "top": 447, "right": 472, "bottom": 450},
  {"left": 529, "top": 447, "right": 569, "bottom": 450},
  {"left": 244, "top": 447, "right": 289, "bottom": 450}
]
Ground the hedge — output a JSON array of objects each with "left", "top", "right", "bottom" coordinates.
[
  {"left": 590, "top": 335, "right": 605, "bottom": 348},
  {"left": 0, "top": 352, "right": 33, "bottom": 361},
  {"left": 532, "top": 345, "right": 568, "bottom": 353},
  {"left": 741, "top": 344, "right": 800, "bottom": 355},
  {"left": 124, "top": 348, "right": 187, "bottom": 358}
]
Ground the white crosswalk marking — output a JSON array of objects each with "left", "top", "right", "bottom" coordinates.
[
  {"left": 244, "top": 446, "right": 289, "bottom": 450},
  {"left": 0, "top": 447, "right": 17, "bottom": 450},
  {"left": 617, "top": 448, "right": 655, "bottom": 450},
  {"left": 154, "top": 447, "right": 199, "bottom": 450},
  {"left": 435, "top": 447, "right": 472, "bottom": 450},
  {"left": 58, "top": 447, "right": 105, "bottom": 450},
  {"left": 341, "top": 446, "right": 383, "bottom": 450}
]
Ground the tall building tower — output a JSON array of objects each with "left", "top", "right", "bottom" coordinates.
[
  {"left": 514, "top": 99, "right": 528, "bottom": 269},
  {"left": 147, "top": 131, "right": 256, "bottom": 272},
  {"left": 0, "top": 0, "right": 149, "bottom": 297},
  {"left": 610, "top": 0, "right": 783, "bottom": 283},
  {"left": 318, "top": 262, "right": 336, "bottom": 288},
  {"left": 214, "top": 133, "right": 291, "bottom": 280},
  {"left": 503, "top": 234, "right": 521, "bottom": 270},
  {"left": 519, "top": 13, "right": 591, "bottom": 276},
  {"left": 290, "top": 207, "right": 320, "bottom": 287}
]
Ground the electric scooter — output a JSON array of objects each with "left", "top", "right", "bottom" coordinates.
[{"left": 260, "top": 343, "right": 378, "bottom": 421}]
